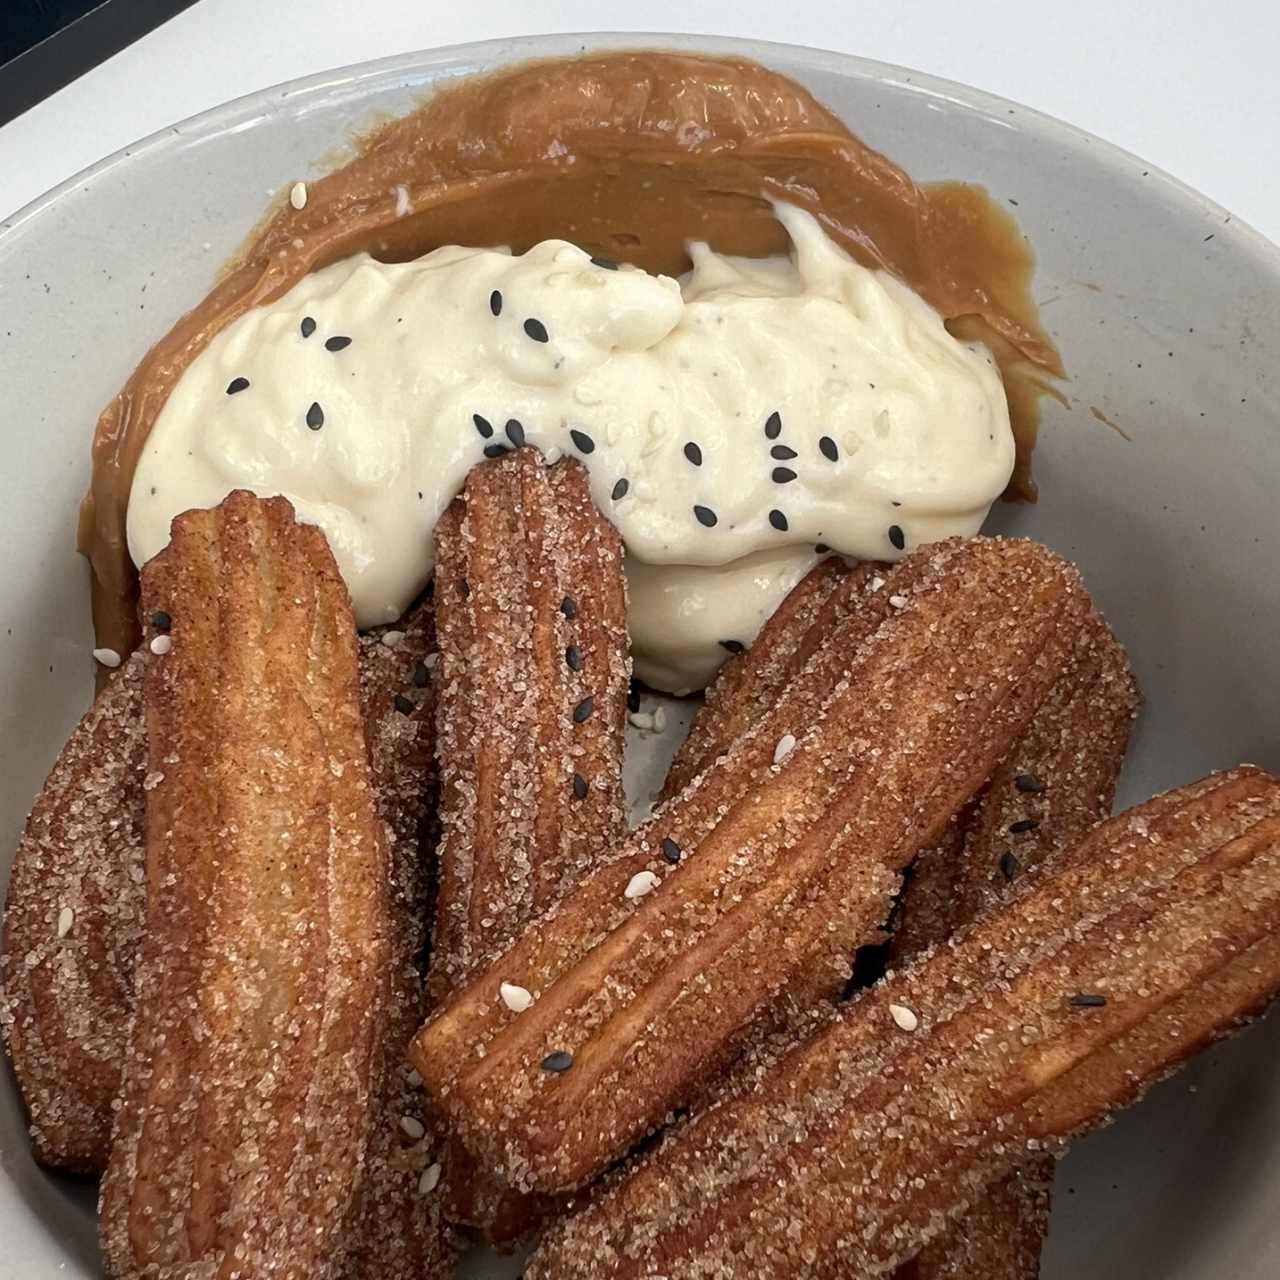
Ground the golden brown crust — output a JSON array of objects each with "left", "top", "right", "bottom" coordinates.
[
  {"left": 100, "top": 492, "right": 389, "bottom": 1278},
  {"left": 430, "top": 449, "right": 629, "bottom": 1000},
  {"left": 429, "top": 449, "right": 629, "bottom": 1242},
  {"left": 0, "top": 655, "right": 147, "bottom": 1172},
  {"left": 898, "top": 1169, "right": 1053, "bottom": 1280},
  {"left": 889, "top": 609, "right": 1138, "bottom": 1279},
  {"left": 894, "top": 610, "right": 1139, "bottom": 957},
  {"left": 660, "top": 558, "right": 872, "bottom": 801},
  {"left": 411, "top": 536, "right": 1091, "bottom": 1194},
  {"left": 528, "top": 767, "right": 1280, "bottom": 1279}
]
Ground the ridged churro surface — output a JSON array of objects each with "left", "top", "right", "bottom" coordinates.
[
  {"left": 100, "top": 492, "right": 389, "bottom": 1279},
  {"left": 0, "top": 655, "right": 146, "bottom": 1172},
  {"left": 529, "top": 767, "right": 1280, "bottom": 1280},
  {"left": 430, "top": 449, "right": 629, "bottom": 1240},
  {"left": 412, "top": 537, "right": 1091, "bottom": 1193}
]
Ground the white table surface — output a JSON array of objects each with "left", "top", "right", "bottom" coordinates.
[{"left": 1, "top": 0, "right": 1279, "bottom": 245}]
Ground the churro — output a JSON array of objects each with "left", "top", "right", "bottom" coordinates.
[{"left": 100, "top": 493, "right": 389, "bottom": 1278}]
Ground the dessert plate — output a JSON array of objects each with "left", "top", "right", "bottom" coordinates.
[{"left": 1, "top": 31, "right": 1278, "bottom": 1280}]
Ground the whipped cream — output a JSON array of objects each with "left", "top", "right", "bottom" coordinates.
[
  {"left": 626, "top": 547, "right": 824, "bottom": 693},
  {"left": 128, "top": 205, "right": 1013, "bottom": 690}
]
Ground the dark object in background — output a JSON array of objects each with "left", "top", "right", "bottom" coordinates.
[{"left": 0, "top": 0, "right": 199, "bottom": 129}]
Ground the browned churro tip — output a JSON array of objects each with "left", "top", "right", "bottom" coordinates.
[
  {"left": 528, "top": 766, "right": 1280, "bottom": 1279},
  {"left": 99, "top": 492, "right": 391, "bottom": 1278},
  {"left": 427, "top": 447, "right": 629, "bottom": 1238},
  {"left": 413, "top": 535, "right": 1096, "bottom": 1196}
]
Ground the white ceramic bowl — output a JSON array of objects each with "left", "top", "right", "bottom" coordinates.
[{"left": 2, "top": 32, "right": 1278, "bottom": 1280}]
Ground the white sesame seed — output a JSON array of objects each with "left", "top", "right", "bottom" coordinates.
[
  {"left": 399, "top": 1116, "right": 426, "bottom": 1140},
  {"left": 652, "top": 705, "right": 668, "bottom": 733},
  {"left": 405, "top": 1069, "right": 422, "bottom": 1088},
  {"left": 150, "top": 634, "right": 172, "bottom": 655},
  {"left": 381, "top": 630, "right": 405, "bottom": 649},
  {"left": 499, "top": 981, "right": 534, "bottom": 1013},
  {"left": 418, "top": 1162, "right": 442, "bottom": 1194},
  {"left": 888, "top": 595, "right": 909, "bottom": 610},
  {"left": 394, "top": 184, "right": 411, "bottom": 218},
  {"left": 624, "top": 870, "right": 661, "bottom": 900},
  {"left": 423, "top": 652, "right": 440, "bottom": 671},
  {"left": 889, "top": 1003, "right": 919, "bottom": 1032},
  {"left": 773, "top": 733, "right": 797, "bottom": 765},
  {"left": 628, "top": 711, "right": 654, "bottom": 731},
  {"left": 92, "top": 647, "right": 122, "bottom": 669},
  {"left": 56, "top": 907, "right": 74, "bottom": 938},
  {"left": 869, "top": 576, "right": 886, "bottom": 592},
  {"left": 289, "top": 181, "right": 308, "bottom": 210}
]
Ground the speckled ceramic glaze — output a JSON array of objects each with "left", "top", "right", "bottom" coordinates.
[{"left": 1, "top": 32, "right": 1277, "bottom": 1280}]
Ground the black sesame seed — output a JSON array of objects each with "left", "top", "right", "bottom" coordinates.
[
  {"left": 524, "top": 317, "right": 549, "bottom": 343},
  {"left": 891, "top": 500, "right": 902, "bottom": 507},
  {"left": 764, "top": 411, "right": 782, "bottom": 440},
  {"left": 565, "top": 644, "right": 583, "bottom": 672},
  {"left": 150, "top": 611, "right": 172, "bottom": 632},
  {"left": 473, "top": 413, "right": 494, "bottom": 439},
  {"left": 489, "top": 290, "right": 502, "bottom": 316},
  {"left": 572, "top": 696, "right": 594, "bottom": 724},
  {"left": 541, "top": 1050, "right": 574, "bottom": 1072},
  {"left": 1009, "top": 818, "right": 1041, "bottom": 834},
  {"left": 611, "top": 478, "right": 629, "bottom": 501},
  {"left": 572, "top": 772, "right": 589, "bottom": 800},
  {"left": 590, "top": 256, "right": 619, "bottom": 270},
  {"left": 413, "top": 661, "right": 430, "bottom": 688},
  {"left": 999, "top": 851, "right": 1021, "bottom": 880},
  {"left": 483, "top": 444, "right": 509, "bottom": 459},
  {"left": 719, "top": 639, "right": 746, "bottom": 655},
  {"left": 324, "top": 335, "right": 352, "bottom": 352},
  {"left": 506, "top": 419, "right": 526, "bottom": 447},
  {"left": 888, "top": 524, "right": 906, "bottom": 551},
  {"left": 768, "top": 509, "right": 789, "bottom": 532},
  {"left": 627, "top": 685, "right": 642, "bottom": 712},
  {"left": 660, "top": 838, "right": 682, "bottom": 865},
  {"left": 772, "top": 467, "right": 797, "bottom": 485},
  {"left": 306, "top": 402, "right": 324, "bottom": 430},
  {"left": 819, "top": 435, "right": 839, "bottom": 462},
  {"left": 560, "top": 596, "right": 577, "bottom": 619},
  {"left": 770, "top": 445, "right": 797, "bottom": 461},
  {"left": 570, "top": 428, "right": 595, "bottom": 454},
  {"left": 1015, "top": 774, "right": 1047, "bottom": 794},
  {"left": 226, "top": 376, "right": 250, "bottom": 395},
  {"left": 815, "top": 543, "right": 830, "bottom": 554},
  {"left": 459, "top": 580, "right": 470, "bottom": 599},
  {"left": 1069, "top": 993, "right": 1108, "bottom": 1008},
  {"left": 394, "top": 694, "right": 414, "bottom": 715},
  {"left": 683, "top": 441, "right": 703, "bottom": 466},
  {"left": 693, "top": 505, "right": 718, "bottom": 528},
  {"left": 300, "top": 316, "right": 316, "bottom": 338}
]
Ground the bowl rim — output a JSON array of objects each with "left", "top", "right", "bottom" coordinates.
[{"left": 2, "top": 29, "right": 1278, "bottom": 276}]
